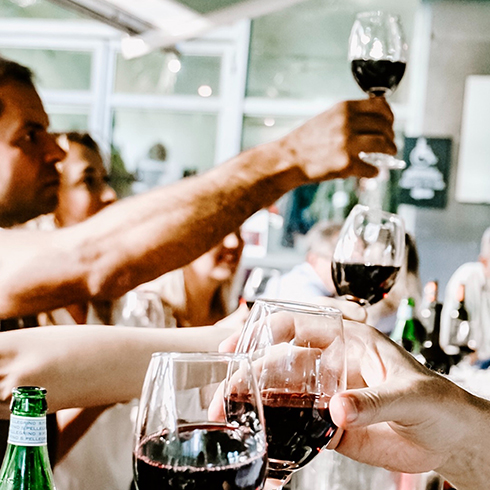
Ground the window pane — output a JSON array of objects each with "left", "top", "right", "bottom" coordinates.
[
  {"left": 115, "top": 52, "right": 221, "bottom": 96},
  {"left": 241, "top": 116, "right": 306, "bottom": 151},
  {"left": 48, "top": 112, "right": 89, "bottom": 133},
  {"left": 247, "top": 0, "right": 418, "bottom": 103},
  {"left": 0, "top": 0, "right": 83, "bottom": 19},
  {"left": 111, "top": 109, "right": 217, "bottom": 193},
  {"left": 0, "top": 48, "right": 92, "bottom": 91}
]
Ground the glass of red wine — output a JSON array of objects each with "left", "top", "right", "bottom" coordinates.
[
  {"left": 349, "top": 10, "right": 408, "bottom": 207},
  {"left": 133, "top": 352, "right": 267, "bottom": 490},
  {"left": 234, "top": 299, "right": 346, "bottom": 489},
  {"left": 331, "top": 204, "right": 405, "bottom": 307}
]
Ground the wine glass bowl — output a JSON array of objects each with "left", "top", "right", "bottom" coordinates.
[
  {"left": 235, "top": 299, "right": 346, "bottom": 487},
  {"left": 331, "top": 204, "right": 405, "bottom": 306},
  {"left": 133, "top": 352, "right": 267, "bottom": 490},
  {"left": 112, "top": 290, "right": 166, "bottom": 328},
  {"left": 349, "top": 11, "right": 408, "bottom": 98}
]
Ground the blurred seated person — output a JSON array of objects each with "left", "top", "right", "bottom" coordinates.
[
  {"left": 23, "top": 131, "right": 117, "bottom": 325},
  {"left": 142, "top": 230, "right": 249, "bottom": 329},
  {"left": 367, "top": 232, "right": 423, "bottom": 336},
  {"left": 261, "top": 221, "right": 342, "bottom": 301},
  {"left": 441, "top": 226, "right": 490, "bottom": 360}
]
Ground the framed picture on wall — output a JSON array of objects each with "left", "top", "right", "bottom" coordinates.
[{"left": 398, "top": 136, "right": 451, "bottom": 208}]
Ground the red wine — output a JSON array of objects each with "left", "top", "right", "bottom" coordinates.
[
  {"left": 261, "top": 391, "right": 336, "bottom": 472},
  {"left": 331, "top": 262, "right": 400, "bottom": 305},
  {"left": 134, "top": 423, "right": 266, "bottom": 490},
  {"left": 351, "top": 59, "right": 406, "bottom": 96}
]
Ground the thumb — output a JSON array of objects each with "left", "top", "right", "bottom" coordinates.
[{"left": 330, "top": 384, "right": 415, "bottom": 429}]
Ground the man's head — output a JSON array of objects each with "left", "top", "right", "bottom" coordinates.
[
  {"left": 305, "top": 221, "right": 342, "bottom": 293},
  {"left": 0, "top": 57, "right": 66, "bottom": 227},
  {"left": 479, "top": 227, "right": 490, "bottom": 277}
]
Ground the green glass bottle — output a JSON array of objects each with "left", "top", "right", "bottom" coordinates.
[
  {"left": 391, "top": 297, "right": 422, "bottom": 355},
  {"left": 0, "top": 386, "right": 56, "bottom": 490}
]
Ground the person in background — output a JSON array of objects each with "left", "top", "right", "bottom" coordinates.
[
  {"left": 24, "top": 131, "right": 117, "bottom": 326},
  {"left": 143, "top": 230, "right": 248, "bottom": 328},
  {"left": 440, "top": 226, "right": 490, "bottom": 361},
  {"left": 261, "top": 221, "right": 342, "bottom": 301}
]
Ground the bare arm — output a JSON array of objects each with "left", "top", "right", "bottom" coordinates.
[
  {"left": 0, "top": 324, "right": 237, "bottom": 411},
  {"left": 0, "top": 98, "right": 395, "bottom": 318}
]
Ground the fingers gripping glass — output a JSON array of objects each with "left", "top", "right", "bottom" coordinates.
[{"left": 234, "top": 299, "right": 346, "bottom": 488}]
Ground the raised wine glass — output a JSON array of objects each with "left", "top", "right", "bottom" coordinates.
[
  {"left": 234, "top": 299, "right": 346, "bottom": 489},
  {"left": 331, "top": 204, "right": 405, "bottom": 307},
  {"left": 349, "top": 11, "right": 408, "bottom": 211},
  {"left": 349, "top": 10, "right": 408, "bottom": 170},
  {"left": 133, "top": 352, "right": 267, "bottom": 490}
]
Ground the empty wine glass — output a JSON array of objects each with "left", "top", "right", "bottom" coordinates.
[
  {"left": 234, "top": 299, "right": 346, "bottom": 489},
  {"left": 331, "top": 204, "right": 405, "bottom": 307},
  {"left": 241, "top": 266, "right": 281, "bottom": 308},
  {"left": 133, "top": 352, "right": 267, "bottom": 490},
  {"left": 112, "top": 290, "right": 167, "bottom": 328},
  {"left": 349, "top": 10, "right": 408, "bottom": 171}
]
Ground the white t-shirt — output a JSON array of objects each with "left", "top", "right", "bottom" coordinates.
[{"left": 441, "top": 262, "right": 490, "bottom": 359}]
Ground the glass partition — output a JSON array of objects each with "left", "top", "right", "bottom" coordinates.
[
  {"left": 111, "top": 108, "right": 217, "bottom": 193},
  {"left": 115, "top": 51, "right": 222, "bottom": 96},
  {"left": 0, "top": 47, "right": 92, "bottom": 91}
]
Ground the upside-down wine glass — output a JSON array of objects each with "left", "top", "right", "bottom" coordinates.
[
  {"left": 331, "top": 204, "right": 405, "bottom": 307},
  {"left": 133, "top": 352, "right": 267, "bottom": 490},
  {"left": 349, "top": 10, "right": 409, "bottom": 209},
  {"left": 234, "top": 299, "right": 346, "bottom": 489}
]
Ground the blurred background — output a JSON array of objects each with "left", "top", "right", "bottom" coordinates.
[{"left": 1, "top": 0, "right": 489, "bottom": 295}]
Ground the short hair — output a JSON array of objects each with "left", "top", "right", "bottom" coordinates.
[
  {"left": 0, "top": 57, "right": 34, "bottom": 87},
  {"left": 405, "top": 232, "right": 419, "bottom": 275},
  {"left": 0, "top": 57, "right": 35, "bottom": 117},
  {"left": 481, "top": 227, "right": 490, "bottom": 258},
  {"left": 305, "top": 221, "right": 343, "bottom": 257},
  {"left": 56, "top": 132, "right": 101, "bottom": 155}
]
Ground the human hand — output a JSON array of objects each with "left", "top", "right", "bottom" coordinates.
[
  {"left": 279, "top": 97, "right": 396, "bottom": 182},
  {"left": 218, "top": 296, "right": 364, "bottom": 353},
  {"left": 329, "top": 320, "right": 490, "bottom": 489}
]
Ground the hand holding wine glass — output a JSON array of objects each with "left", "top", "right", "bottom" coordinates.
[
  {"left": 234, "top": 299, "right": 346, "bottom": 488},
  {"left": 331, "top": 204, "right": 405, "bottom": 307},
  {"left": 133, "top": 352, "right": 267, "bottom": 490}
]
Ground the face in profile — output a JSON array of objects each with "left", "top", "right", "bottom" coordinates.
[
  {"left": 0, "top": 82, "right": 66, "bottom": 227},
  {"left": 54, "top": 138, "right": 117, "bottom": 227},
  {"left": 188, "top": 231, "right": 245, "bottom": 284}
]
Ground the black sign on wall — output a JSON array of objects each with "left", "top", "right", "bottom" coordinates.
[{"left": 398, "top": 137, "right": 451, "bottom": 208}]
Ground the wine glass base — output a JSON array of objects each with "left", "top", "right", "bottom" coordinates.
[{"left": 359, "top": 151, "right": 406, "bottom": 170}]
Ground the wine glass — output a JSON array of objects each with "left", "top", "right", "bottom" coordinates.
[
  {"left": 349, "top": 11, "right": 408, "bottom": 210},
  {"left": 112, "top": 290, "right": 167, "bottom": 328},
  {"left": 331, "top": 204, "right": 405, "bottom": 307},
  {"left": 241, "top": 266, "right": 281, "bottom": 308},
  {"left": 234, "top": 299, "right": 346, "bottom": 488},
  {"left": 133, "top": 352, "right": 267, "bottom": 490}
]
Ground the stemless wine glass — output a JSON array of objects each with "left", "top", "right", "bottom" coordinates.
[
  {"left": 133, "top": 352, "right": 267, "bottom": 490},
  {"left": 331, "top": 204, "right": 405, "bottom": 307},
  {"left": 234, "top": 299, "right": 346, "bottom": 489}
]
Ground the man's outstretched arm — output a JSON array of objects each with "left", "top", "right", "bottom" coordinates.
[{"left": 0, "top": 98, "right": 395, "bottom": 318}]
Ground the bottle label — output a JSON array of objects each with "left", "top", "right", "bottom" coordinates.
[{"left": 8, "top": 415, "right": 47, "bottom": 446}]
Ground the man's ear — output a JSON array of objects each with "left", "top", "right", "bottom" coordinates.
[{"left": 479, "top": 254, "right": 490, "bottom": 276}]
